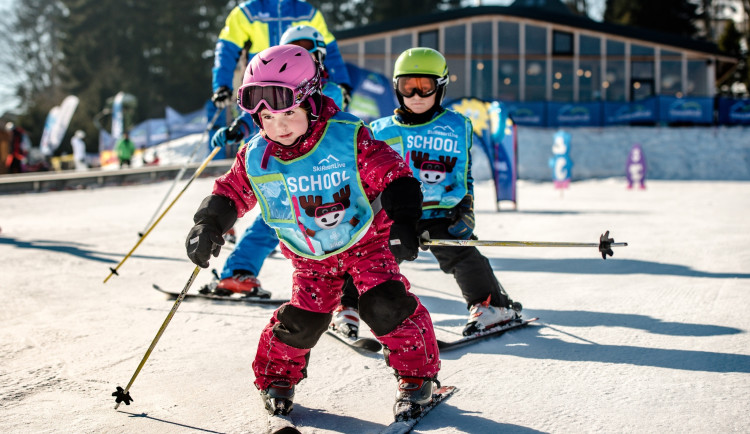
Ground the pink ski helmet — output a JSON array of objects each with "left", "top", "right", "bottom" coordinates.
[{"left": 237, "top": 45, "right": 323, "bottom": 126}]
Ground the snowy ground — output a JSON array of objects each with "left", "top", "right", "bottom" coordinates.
[{"left": 1, "top": 176, "right": 749, "bottom": 433}]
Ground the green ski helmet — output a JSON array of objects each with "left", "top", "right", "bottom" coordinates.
[{"left": 393, "top": 47, "right": 449, "bottom": 109}]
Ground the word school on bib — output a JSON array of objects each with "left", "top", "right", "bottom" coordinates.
[{"left": 287, "top": 170, "right": 351, "bottom": 194}]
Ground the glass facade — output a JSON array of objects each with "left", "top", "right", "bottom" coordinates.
[
  {"left": 337, "top": 15, "right": 718, "bottom": 104},
  {"left": 605, "top": 39, "right": 626, "bottom": 102}
]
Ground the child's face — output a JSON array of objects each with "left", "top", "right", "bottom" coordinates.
[
  {"left": 403, "top": 92, "right": 436, "bottom": 115},
  {"left": 259, "top": 107, "right": 309, "bottom": 147}
]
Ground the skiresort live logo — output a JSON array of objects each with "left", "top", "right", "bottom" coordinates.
[
  {"left": 313, "top": 154, "right": 345, "bottom": 172},
  {"left": 669, "top": 100, "right": 704, "bottom": 118}
]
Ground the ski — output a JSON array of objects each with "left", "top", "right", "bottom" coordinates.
[
  {"left": 267, "top": 413, "right": 300, "bottom": 434},
  {"left": 437, "top": 317, "right": 539, "bottom": 351},
  {"left": 325, "top": 326, "right": 383, "bottom": 353},
  {"left": 380, "top": 385, "right": 457, "bottom": 434},
  {"left": 152, "top": 284, "right": 288, "bottom": 305}
]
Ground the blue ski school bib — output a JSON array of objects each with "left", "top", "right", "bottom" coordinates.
[
  {"left": 370, "top": 110, "right": 470, "bottom": 209},
  {"left": 245, "top": 112, "right": 374, "bottom": 260}
]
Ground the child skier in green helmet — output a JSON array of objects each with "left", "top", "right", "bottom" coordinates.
[{"left": 331, "top": 47, "right": 522, "bottom": 340}]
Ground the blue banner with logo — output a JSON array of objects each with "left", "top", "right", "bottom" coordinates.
[
  {"left": 129, "top": 118, "right": 169, "bottom": 149},
  {"left": 718, "top": 98, "right": 750, "bottom": 125},
  {"left": 166, "top": 106, "right": 208, "bottom": 139},
  {"left": 505, "top": 102, "right": 546, "bottom": 127},
  {"left": 548, "top": 102, "right": 602, "bottom": 127},
  {"left": 444, "top": 97, "right": 494, "bottom": 182},
  {"left": 489, "top": 101, "right": 517, "bottom": 205},
  {"left": 659, "top": 96, "right": 713, "bottom": 124},
  {"left": 345, "top": 63, "right": 398, "bottom": 125},
  {"left": 604, "top": 98, "right": 658, "bottom": 125}
]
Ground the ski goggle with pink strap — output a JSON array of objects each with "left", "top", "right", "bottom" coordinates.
[{"left": 237, "top": 76, "right": 320, "bottom": 114}]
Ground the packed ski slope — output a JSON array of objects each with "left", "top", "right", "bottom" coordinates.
[{"left": 1, "top": 175, "right": 749, "bottom": 433}]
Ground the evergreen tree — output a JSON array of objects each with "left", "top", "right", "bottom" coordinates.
[{"left": 603, "top": 0, "right": 699, "bottom": 37}]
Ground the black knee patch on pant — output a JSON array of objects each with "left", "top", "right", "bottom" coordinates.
[
  {"left": 359, "top": 280, "right": 418, "bottom": 336},
  {"left": 273, "top": 305, "right": 332, "bottom": 349}
]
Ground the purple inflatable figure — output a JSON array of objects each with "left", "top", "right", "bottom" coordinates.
[{"left": 626, "top": 144, "right": 647, "bottom": 189}]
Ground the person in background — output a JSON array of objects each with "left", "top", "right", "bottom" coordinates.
[
  {"left": 71, "top": 130, "right": 87, "bottom": 171},
  {"left": 114, "top": 132, "right": 135, "bottom": 168},
  {"left": 5, "top": 122, "right": 30, "bottom": 174},
  {"left": 208, "top": 0, "right": 352, "bottom": 159}
]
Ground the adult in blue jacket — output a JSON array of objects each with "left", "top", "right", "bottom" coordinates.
[{"left": 208, "top": 0, "right": 352, "bottom": 158}]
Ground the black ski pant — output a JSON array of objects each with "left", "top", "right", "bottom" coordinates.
[{"left": 340, "top": 218, "right": 511, "bottom": 310}]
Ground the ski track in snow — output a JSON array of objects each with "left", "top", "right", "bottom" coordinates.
[{"left": 1, "top": 176, "right": 749, "bottom": 433}]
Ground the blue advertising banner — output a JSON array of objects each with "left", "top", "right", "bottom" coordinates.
[
  {"left": 345, "top": 63, "right": 398, "bottom": 125},
  {"left": 489, "top": 101, "right": 517, "bottom": 205},
  {"left": 718, "top": 98, "right": 750, "bottom": 125},
  {"left": 658, "top": 96, "right": 713, "bottom": 124},
  {"left": 505, "top": 102, "right": 546, "bottom": 127},
  {"left": 166, "top": 106, "right": 207, "bottom": 139},
  {"left": 547, "top": 102, "right": 602, "bottom": 127},
  {"left": 444, "top": 97, "right": 494, "bottom": 181},
  {"left": 604, "top": 98, "right": 658, "bottom": 125},
  {"left": 129, "top": 119, "right": 169, "bottom": 149}
]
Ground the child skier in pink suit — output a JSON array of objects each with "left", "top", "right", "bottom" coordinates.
[{"left": 185, "top": 45, "right": 440, "bottom": 420}]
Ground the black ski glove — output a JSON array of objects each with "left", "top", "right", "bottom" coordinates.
[
  {"left": 447, "top": 195, "right": 475, "bottom": 239},
  {"left": 211, "top": 86, "right": 233, "bottom": 109},
  {"left": 382, "top": 177, "right": 423, "bottom": 262},
  {"left": 186, "top": 195, "right": 238, "bottom": 268}
]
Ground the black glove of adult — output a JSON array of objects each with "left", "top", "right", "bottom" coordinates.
[
  {"left": 186, "top": 195, "right": 238, "bottom": 268},
  {"left": 211, "top": 86, "right": 233, "bottom": 109},
  {"left": 447, "top": 194, "right": 475, "bottom": 239},
  {"left": 382, "top": 177, "right": 423, "bottom": 261},
  {"left": 211, "top": 118, "right": 248, "bottom": 149},
  {"left": 340, "top": 84, "right": 352, "bottom": 111}
]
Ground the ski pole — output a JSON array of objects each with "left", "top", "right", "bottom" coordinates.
[
  {"left": 138, "top": 108, "right": 224, "bottom": 237},
  {"left": 112, "top": 265, "right": 201, "bottom": 409},
  {"left": 417, "top": 230, "right": 627, "bottom": 260},
  {"left": 104, "top": 145, "right": 222, "bottom": 283}
]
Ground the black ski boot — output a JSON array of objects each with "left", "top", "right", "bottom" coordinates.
[
  {"left": 261, "top": 380, "right": 295, "bottom": 416},
  {"left": 393, "top": 376, "right": 437, "bottom": 421}
]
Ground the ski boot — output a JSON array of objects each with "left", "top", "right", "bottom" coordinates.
[
  {"left": 330, "top": 304, "right": 360, "bottom": 338},
  {"left": 462, "top": 295, "right": 521, "bottom": 336},
  {"left": 214, "top": 270, "right": 271, "bottom": 298},
  {"left": 393, "top": 376, "right": 438, "bottom": 421},
  {"left": 261, "top": 380, "right": 295, "bottom": 416}
]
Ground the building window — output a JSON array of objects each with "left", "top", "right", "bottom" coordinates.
[
  {"left": 391, "top": 34, "right": 412, "bottom": 66},
  {"left": 497, "top": 21, "right": 519, "bottom": 101},
  {"left": 338, "top": 42, "right": 359, "bottom": 64},
  {"left": 687, "top": 59, "right": 709, "bottom": 96},
  {"left": 661, "top": 49, "right": 682, "bottom": 97},
  {"left": 553, "top": 30, "right": 573, "bottom": 55},
  {"left": 525, "top": 25, "right": 547, "bottom": 101},
  {"left": 471, "top": 21, "right": 493, "bottom": 100},
  {"left": 497, "top": 21, "right": 519, "bottom": 55},
  {"left": 605, "top": 39, "right": 626, "bottom": 102},
  {"left": 578, "top": 35, "right": 602, "bottom": 102},
  {"left": 525, "top": 25, "right": 547, "bottom": 55},
  {"left": 552, "top": 59, "right": 573, "bottom": 101},
  {"left": 418, "top": 30, "right": 438, "bottom": 50},
  {"left": 498, "top": 60, "right": 520, "bottom": 101},
  {"left": 444, "top": 25, "right": 466, "bottom": 99},
  {"left": 365, "top": 38, "right": 386, "bottom": 75}
]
